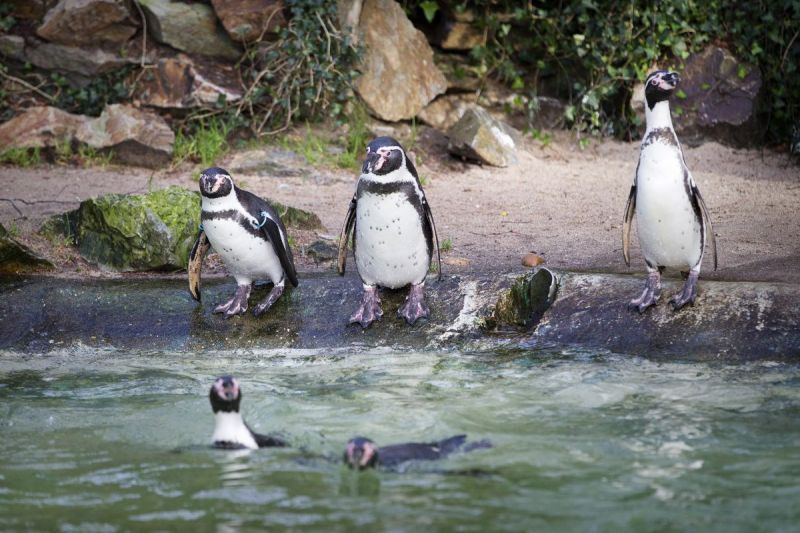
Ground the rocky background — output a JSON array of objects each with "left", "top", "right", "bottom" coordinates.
[{"left": 0, "top": 0, "right": 795, "bottom": 275}]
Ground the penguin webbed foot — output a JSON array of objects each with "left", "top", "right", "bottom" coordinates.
[
  {"left": 397, "top": 283, "right": 429, "bottom": 325},
  {"left": 669, "top": 271, "right": 699, "bottom": 311},
  {"left": 628, "top": 271, "right": 661, "bottom": 313},
  {"left": 349, "top": 286, "right": 383, "bottom": 328},
  {"left": 214, "top": 284, "right": 252, "bottom": 318},
  {"left": 253, "top": 283, "right": 285, "bottom": 317}
]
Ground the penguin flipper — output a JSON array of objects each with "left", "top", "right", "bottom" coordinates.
[
  {"left": 692, "top": 185, "right": 718, "bottom": 271},
  {"left": 253, "top": 432, "right": 288, "bottom": 448},
  {"left": 259, "top": 215, "right": 299, "bottom": 288},
  {"left": 188, "top": 229, "right": 211, "bottom": 302},
  {"left": 423, "top": 197, "right": 442, "bottom": 281},
  {"left": 337, "top": 195, "right": 357, "bottom": 276},
  {"left": 622, "top": 185, "right": 636, "bottom": 267}
]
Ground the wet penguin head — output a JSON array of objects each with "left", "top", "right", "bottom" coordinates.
[
  {"left": 209, "top": 375, "right": 242, "bottom": 414},
  {"left": 644, "top": 70, "right": 681, "bottom": 110},
  {"left": 199, "top": 167, "right": 234, "bottom": 199},
  {"left": 361, "top": 137, "right": 407, "bottom": 177},
  {"left": 344, "top": 437, "right": 379, "bottom": 470}
]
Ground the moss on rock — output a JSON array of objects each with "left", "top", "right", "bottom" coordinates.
[{"left": 489, "top": 268, "right": 558, "bottom": 329}]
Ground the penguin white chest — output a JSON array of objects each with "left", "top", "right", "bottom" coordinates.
[
  {"left": 204, "top": 217, "right": 283, "bottom": 284},
  {"left": 636, "top": 143, "right": 702, "bottom": 269},
  {"left": 212, "top": 412, "right": 258, "bottom": 450},
  {"left": 354, "top": 191, "right": 429, "bottom": 288}
]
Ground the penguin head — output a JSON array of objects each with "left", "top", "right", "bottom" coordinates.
[
  {"left": 362, "top": 137, "right": 406, "bottom": 177},
  {"left": 199, "top": 167, "right": 234, "bottom": 198},
  {"left": 344, "top": 437, "right": 379, "bottom": 470},
  {"left": 209, "top": 375, "right": 242, "bottom": 414},
  {"left": 644, "top": 70, "right": 680, "bottom": 110}
]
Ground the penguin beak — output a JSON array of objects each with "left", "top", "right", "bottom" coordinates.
[
  {"left": 345, "top": 441, "right": 377, "bottom": 470},
  {"left": 214, "top": 377, "right": 239, "bottom": 401},
  {"left": 663, "top": 71, "right": 680, "bottom": 88},
  {"left": 362, "top": 151, "right": 381, "bottom": 174}
]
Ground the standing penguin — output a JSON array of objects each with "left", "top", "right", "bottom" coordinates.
[
  {"left": 623, "top": 70, "right": 717, "bottom": 312},
  {"left": 337, "top": 137, "right": 441, "bottom": 327},
  {"left": 188, "top": 167, "right": 298, "bottom": 317}
]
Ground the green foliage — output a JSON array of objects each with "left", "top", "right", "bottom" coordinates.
[
  {"left": 49, "top": 67, "right": 132, "bottom": 117},
  {"left": 0, "top": 147, "right": 41, "bottom": 167},
  {"left": 408, "top": 0, "right": 799, "bottom": 144},
  {"left": 232, "top": 0, "right": 361, "bottom": 136},
  {"left": 173, "top": 118, "right": 231, "bottom": 168},
  {"left": 336, "top": 104, "right": 371, "bottom": 169},
  {"left": 440, "top": 237, "right": 453, "bottom": 253},
  {"left": 0, "top": 4, "right": 15, "bottom": 32}
]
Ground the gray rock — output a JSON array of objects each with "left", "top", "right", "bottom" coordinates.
[
  {"left": 210, "top": 0, "right": 286, "bottom": 43},
  {"left": 418, "top": 94, "right": 473, "bottom": 131},
  {"left": 4, "top": 0, "right": 59, "bottom": 21},
  {"left": 355, "top": 0, "right": 446, "bottom": 122},
  {"left": 138, "top": 0, "right": 241, "bottom": 60},
  {"left": 447, "top": 107, "right": 520, "bottom": 167},
  {"left": 306, "top": 240, "right": 337, "bottom": 263},
  {"left": 75, "top": 104, "right": 174, "bottom": 168},
  {"left": 673, "top": 46, "right": 763, "bottom": 147},
  {"left": 23, "top": 37, "right": 133, "bottom": 76},
  {"left": 0, "top": 223, "right": 53, "bottom": 273},
  {"left": 0, "top": 34, "right": 26, "bottom": 61},
  {"left": 36, "top": 0, "right": 138, "bottom": 46},
  {"left": 0, "top": 106, "right": 88, "bottom": 149},
  {"left": 134, "top": 53, "right": 243, "bottom": 108},
  {"left": 336, "top": 0, "right": 362, "bottom": 42},
  {"left": 430, "top": 10, "right": 485, "bottom": 51}
]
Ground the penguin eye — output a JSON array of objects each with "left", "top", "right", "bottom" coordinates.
[{"left": 650, "top": 79, "right": 658, "bottom": 85}]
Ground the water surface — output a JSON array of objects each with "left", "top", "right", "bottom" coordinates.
[{"left": 1, "top": 347, "right": 799, "bottom": 531}]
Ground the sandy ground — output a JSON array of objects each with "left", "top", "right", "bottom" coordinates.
[{"left": 2, "top": 126, "right": 799, "bottom": 283}]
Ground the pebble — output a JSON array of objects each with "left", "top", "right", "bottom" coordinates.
[{"left": 521, "top": 253, "right": 545, "bottom": 267}]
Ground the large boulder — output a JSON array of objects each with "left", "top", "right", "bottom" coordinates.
[
  {"left": 447, "top": 107, "right": 520, "bottom": 167},
  {"left": 75, "top": 104, "right": 174, "bottom": 167},
  {"left": 21, "top": 37, "right": 133, "bottom": 77},
  {"left": 210, "top": 0, "right": 286, "bottom": 43},
  {"left": 0, "top": 223, "right": 53, "bottom": 273},
  {"left": 36, "top": 0, "right": 138, "bottom": 46},
  {"left": 355, "top": 0, "right": 446, "bottom": 122},
  {"left": 134, "top": 54, "right": 243, "bottom": 108},
  {"left": 57, "top": 186, "right": 201, "bottom": 271},
  {"left": 138, "top": 0, "right": 241, "bottom": 60},
  {"left": 0, "top": 106, "right": 88, "bottom": 149},
  {"left": 674, "top": 46, "right": 763, "bottom": 147},
  {"left": 418, "top": 94, "right": 474, "bottom": 131},
  {"left": 430, "top": 9, "right": 485, "bottom": 51}
]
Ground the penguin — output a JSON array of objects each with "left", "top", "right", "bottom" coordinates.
[
  {"left": 209, "top": 375, "right": 287, "bottom": 450},
  {"left": 344, "top": 435, "right": 492, "bottom": 471},
  {"left": 336, "top": 137, "right": 441, "bottom": 328},
  {"left": 188, "top": 167, "right": 298, "bottom": 317},
  {"left": 623, "top": 70, "right": 718, "bottom": 313}
]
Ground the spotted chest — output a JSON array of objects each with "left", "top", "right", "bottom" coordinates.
[
  {"left": 201, "top": 210, "right": 284, "bottom": 284},
  {"left": 636, "top": 140, "right": 703, "bottom": 269},
  {"left": 354, "top": 190, "right": 430, "bottom": 288}
]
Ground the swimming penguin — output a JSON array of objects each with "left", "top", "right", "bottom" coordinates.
[
  {"left": 209, "top": 375, "right": 287, "bottom": 450},
  {"left": 336, "top": 137, "right": 441, "bottom": 328},
  {"left": 188, "top": 167, "right": 298, "bottom": 317},
  {"left": 623, "top": 70, "right": 718, "bottom": 312},
  {"left": 344, "top": 435, "right": 492, "bottom": 470}
]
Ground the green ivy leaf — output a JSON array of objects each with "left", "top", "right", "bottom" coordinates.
[
  {"left": 420, "top": 1, "right": 439, "bottom": 23},
  {"left": 676, "top": 89, "right": 687, "bottom": 99},
  {"left": 737, "top": 64, "right": 747, "bottom": 79}
]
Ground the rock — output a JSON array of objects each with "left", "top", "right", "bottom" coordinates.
[
  {"left": 5, "top": 0, "right": 59, "bottom": 20},
  {"left": 791, "top": 126, "right": 800, "bottom": 157},
  {"left": 337, "top": 0, "right": 362, "bottom": 42},
  {"left": 23, "top": 37, "right": 133, "bottom": 76},
  {"left": 306, "top": 240, "right": 337, "bottom": 263},
  {"left": 211, "top": 0, "right": 286, "bottom": 43},
  {"left": 37, "top": 0, "right": 138, "bottom": 46},
  {"left": 75, "top": 104, "right": 174, "bottom": 167},
  {"left": 57, "top": 186, "right": 201, "bottom": 271},
  {"left": 487, "top": 268, "right": 558, "bottom": 330},
  {"left": 355, "top": 0, "right": 446, "bottom": 122},
  {"left": 521, "top": 253, "right": 545, "bottom": 267},
  {"left": 418, "top": 94, "right": 473, "bottom": 130},
  {"left": 673, "top": 46, "right": 763, "bottom": 147},
  {"left": 270, "top": 201, "right": 323, "bottom": 230},
  {"left": 431, "top": 10, "right": 485, "bottom": 51},
  {"left": 0, "top": 34, "right": 26, "bottom": 61},
  {"left": 0, "top": 106, "right": 87, "bottom": 149},
  {"left": 0, "top": 222, "right": 53, "bottom": 273},
  {"left": 138, "top": 0, "right": 241, "bottom": 60},
  {"left": 443, "top": 256, "right": 469, "bottom": 267},
  {"left": 134, "top": 54, "right": 243, "bottom": 108},
  {"left": 447, "top": 107, "right": 520, "bottom": 167}
]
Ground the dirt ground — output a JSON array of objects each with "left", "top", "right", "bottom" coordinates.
[{"left": 2, "top": 126, "right": 799, "bottom": 283}]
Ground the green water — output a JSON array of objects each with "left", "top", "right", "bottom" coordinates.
[{"left": 1, "top": 347, "right": 799, "bottom": 532}]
